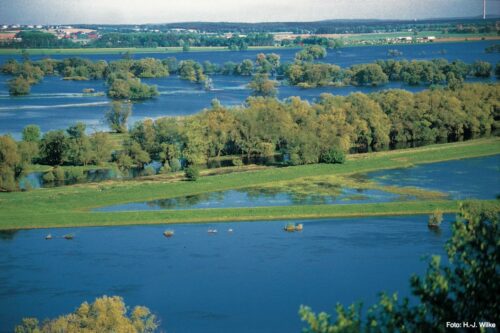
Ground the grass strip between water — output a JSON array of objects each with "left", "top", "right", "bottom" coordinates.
[{"left": 0, "top": 138, "right": 498, "bottom": 230}]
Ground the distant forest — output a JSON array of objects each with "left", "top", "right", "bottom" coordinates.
[
  {"left": 0, "top": 18, "right": 498, "bottom": 49},
  {"left": 84, "top": 18, "right": 499, "bottom": 34}
]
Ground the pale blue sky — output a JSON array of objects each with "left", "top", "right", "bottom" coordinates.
[{"left": 0, "top": 0, "right": 499, "bottom": 24}]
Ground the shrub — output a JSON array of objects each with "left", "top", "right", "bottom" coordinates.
[
  {"left": 42, "top": 171, "right": 55, "bottom": 182},
  {"left": 159, "top": 162, "right": 171, "bottom": 174},
  {"left": 53, "top": 167, "right": 65, "bottom": 181},
  {"left": 232, "top": 157, "right": 243, "bottom": 167},
  {"left": 320, "top": 148, "right": 346, "bottom": 164},
  {"left": 143, "top": 165, "right": 156, "bottom": 176},
  {"left": 185, "top": 165, "right": 200, "bottom": 181},
  {"left": 169, "top": 158, "right": 182, "bottom": 172},
  {"left": 428, "top": 210, "right": 443, "bottom": 228},
  {"left": 65, "top": 169, "right": 86, "bottom": 183}
]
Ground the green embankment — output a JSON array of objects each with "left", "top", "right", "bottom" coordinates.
[
  {"left": 0, "top": 46, "right": 285, "bottom": 56},
  {"left": 0, "top": 138, "right": 498, "bottom": 230}
]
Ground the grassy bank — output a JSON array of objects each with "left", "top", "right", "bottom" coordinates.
[
  {"left": 0, "top": 45, "right": 288, "bottom": 56},
  {"left": 0, "top": 33, "right": 496, "bottom": 56},
  {"left": 0, "top": 138, "right": 498, "bottom": 230}
]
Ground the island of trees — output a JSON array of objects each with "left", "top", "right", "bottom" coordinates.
[{"left": 2, "top": 46, "right": 499, "bottom": 100}]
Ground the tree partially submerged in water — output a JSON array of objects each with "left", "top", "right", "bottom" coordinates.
[
  {"left": 106, "top": 101, "right": 132, "bottom": 133},
  {"left": 300, "top": 201, "right": 500, "bottom": 332},
  {"left": 14, "top": 295, "right": 158, "bottom": 333}
]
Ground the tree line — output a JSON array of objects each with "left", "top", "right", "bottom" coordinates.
[{"left": 2, "top": 82, "right": 497, "bottom": 191}]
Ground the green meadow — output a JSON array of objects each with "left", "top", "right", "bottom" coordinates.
[{"left": 0, "top": 137, "right": 498, "bottom": 230}]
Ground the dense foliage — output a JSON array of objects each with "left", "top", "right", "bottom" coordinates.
[
  {"left": 285, "top": 57, "right": 495, "bottom": 88},
  {"left": 300, "top": 202, "right": 499, "bottom": 332},
  {"left": 1, "top": 82, "right": 497, "bottom": 191},
  {"left": 14, "top": 295, "right": 157, "bottom": 333}
]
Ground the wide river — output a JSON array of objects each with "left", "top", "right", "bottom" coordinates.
[
  {"left": 0, "top": 215, "right": 451, "bottom": 333},
  {"left": 0, "top": 40, "right": 498, "bottom": 138}
]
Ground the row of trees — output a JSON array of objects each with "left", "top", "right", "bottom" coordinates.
[
  {"left": 0, "top": 122, "right": 115, "bottom": 191},
  {"left": 285, "top": 58, "right": 499, "bottom": 88},
  {"left": 90, "top": 32, "right": 275, "bottom": 49},
  {"left": 1, "top": 82, "right": 497, "bottom": 191},
  {"left": 120, "top": 83, "right": 498, "bottom": 171}
]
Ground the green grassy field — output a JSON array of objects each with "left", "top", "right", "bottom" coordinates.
[
  {"left": 0, "top": 138, "right": 498, "bottom": 230},
  {"left": 0, "top": 45, "right": 286, "bottom": 56},
  {"left": 0, "top": 30, "right": 496, "bottom": 55},
  {"left": 343, "top": 30, "right": 499, "bottom": 41}
]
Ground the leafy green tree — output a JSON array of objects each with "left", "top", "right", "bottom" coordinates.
[
  {"left": 0, "top": 135, "right": 23, "bottom": 191},
  {"left": 40, "top": 130, "right": 68, "bottom": 166},
  {"left": 106, "top": 101, "right": 132, "bottom": 133},
  {"left": 300, "top": 202, "right": 499, "bottom": 333},
  {"left": 15, "top": 295, "right": 157, "bottom": 333},
  {"left": 349, "top": 64, "right": 389, "bottom": 86},
  {"left": 236, "top": 59, "right": 254, "bottom": 76},
  {"left": 8, "top": 76, "right": 31, "bottom": 95},
  {"left": 124, "top": 141, "right": 151, "bottom": 169},
  {"left": 295, "top": 45, "right": 327, "bottom": 62},
  {"left": 169, "top": 158, "right": 182, "bottom": 172},
  {"left": 471, "top": 60, "right": 492, "bottom": 77},
  {"left": 90, "top": 132, "right": 112, "bottom": 164},
  {"left": 178, "top": 60, "right": 205, "bottom": 83},
  {"left": 248, "top": 73, "right": 278, "bottom": 97},
  {"left": 107, "top": 78, "right": 158, "bottom": 100},
  {"left": 22, "top": 125, "right": 41, "bottom": 142},
  {"left": 66, "top": 123, "right": 93, "bottom": 166},
  {"left": 131, "top": 58, "right": 169, "bottom": 78}
]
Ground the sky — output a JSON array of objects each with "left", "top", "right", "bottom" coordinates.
[{"left": 0, "top": 0, "right": 499, "bottom": 24}]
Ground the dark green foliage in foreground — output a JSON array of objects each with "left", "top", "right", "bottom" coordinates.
[
  {"left": 185, "top": 165, "right": 200, "bottom": 181},
  {"left": 300, "top": 202, "right": 499, "bottom": 332},
  {"left": 320, "top": 148, "right": 346, "bottom": 164},
  {"left": 15, "top": 295, "right": 157, "bottom": 333}
]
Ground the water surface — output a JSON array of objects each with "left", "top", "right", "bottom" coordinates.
[
  {"left": 93, "top": 187, "right": 403, "bottom": 212},
  {"left": 367, "top": 155, "right": 500, "bottom": 200},
  {"left": 0, "top": 215, "right": 451, "bottom": 333}
]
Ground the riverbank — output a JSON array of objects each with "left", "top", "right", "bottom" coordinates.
[
  {"left": 0, "top": 34, "right": 497, "bottom": 56},
  {"left": 0, "top": 45, "right": 288, "bottom": 56},
  {"left": 0, "top": 138, "right": 498, "bottom": 230}
]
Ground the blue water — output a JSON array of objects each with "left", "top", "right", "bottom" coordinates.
[
  {"left": 368, "top": 155, "right": 500, "bottom": 200},
  {"left": 93, "top": 155, "right": 499, "bottom": 212},
  {"left": 1, "top": 40, "right": 498, "bottom": 138},
  {"left": 0, "top": 215, "right": 452, "bottom": 333},
  {"left": 93, "top": 188, "right": 403, "bottom": 212}
]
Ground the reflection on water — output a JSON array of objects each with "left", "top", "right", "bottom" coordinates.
[
  {"left": 0, "top": 216, "right": 452, "bottom": 333},
  {"left": 367, "top": 155, "right": 500, "bottom": 200},
  {"left": 19, "top": 161, "right": 163, "bottom": 189},
  {"left": 94, "top": 187, "right": 403, "bottom": 212}
]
